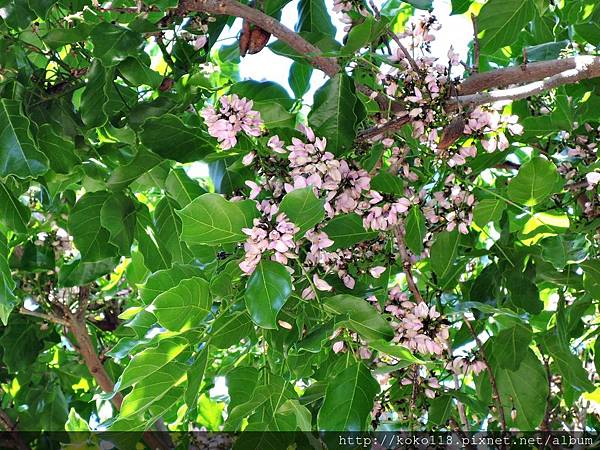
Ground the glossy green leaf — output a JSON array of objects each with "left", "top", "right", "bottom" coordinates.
[
  {"left": 185, "top": 346, "right": 210, "bottom": 409},
  {"left": 68, "top": 192, "right": 119, "bottom": 262},
  {"left": 0, "top": 183, "right": 30, "bottom": 234},
  {"left": 323, "top": 295, "right": 394, "bottom": 341},
  {"left": 289, "top": 62, "right": 312, "bottom": 99},
  {"left": 100, "top": 192, "right": 136, "bottom": 256},
  {"left": 296, "top": 0, "right": 335, "bottom": 37},
  {"left": 140, "top": 115, "right": 214, "bottom": 163},
  {"left": 405, "top": 206, "right": 426, "bottom": 255},
  {"left": 308, "top": 74, "right": 363, "bottom": 154},
  {"left": 430, "top": 230, "right": 460, "bottom": 280},
  {"left": 317, "top": 363, "right": 379, "bottom": 431},
  {"left": 245, "top": 260, "right": 292, "bottom": 329},
  {"left": 165, "top": 168, "right": 206, "bottom": 207},
  {"left": 0, "top": 232, "right": 16, "bottom": 325},
  {"left": 209, "top": 312, "right": 254, "bottom": 349},
  {"left": 154, "top": 196, "right": 191, "bottom": 263},
  {"left": 472, "top": 198, "right": 506, "bottom": 228},
  {"left": 79, "top": 60, "right": 111, "bottom": 128},
  {"left": 151, "top": 277, "right": 211, "bottom": 331},
  {"left": 279, "top": 187, "right": 325, "bottom": 235},
  {"left": 116, "top": 337, "right": 189, "bottom": 391},
  {"left": 507, "top": 157, "right": 563, "bottom": 206},
  {"left": 58, "top": 257, "right": 118, "bottom": 287},
  {"left": 493, "top": 349, "right": 548, "bottom": 430},
  {"left": 90, "top": 22, "right": 144, "bottom": 67},
  {"left": 493, "top": 323, "right": 532, "bottom": 371},
  {"left": 178, "top": 193, "right": 258, "bottom": 246},
  {"left": 322, "top": 213, "right": 378, "bottom": 250},
  {"left": 37, "top": 124, "right": 81, "bottom": 174},
  {"left": 139, "top": 264, "right": 205, "bottom": 304},
  {"left": 0, "top": 99, "right": 48, "bottom": 179},
  {"left": 477, "top": 0, "right": 536, "bottom": 52}
]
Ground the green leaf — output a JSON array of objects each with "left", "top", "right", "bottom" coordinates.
[
  {"left": 540, "top": 335, "right": 595, "bottom": 392},
  {"left": 472, "top": 198, "right": 506, "bottom": 228},
  {"left": 581, "top": 259, "right": 600, "bottom": 299},
  {"left": 134, "top": 202, "right": 172, "bottom": 272},
  {"left": 154, "top": 196, "right": 191, "bottom": 263},
  {"left": 477, "top": 0, "right": 536, "bottom": 53},
  {"left": 90, "top": 22, "right": 144, "bottom": 67},
  {"left": 107, "top": 149, "right": 163, "bottom": 191},
  {"left": 245, "top": 260, "right": 292, "bottom": 329},
  {"left": 116, "top": 337, "right": 189, "bottom": 391},
  {"left": 118, "top": 57, "right": 163, "bottom": 89},
  {"left": 405, "top": 206, "right": 426, "bottom": 255},
  {"left": 229, "top": 80, "right": 294, "bottom": 110},
  {"left": 322, "top": 213, "right": 378, "bottom": 250},
  {"left": 58, "top": 257, "right": 118, "bottom": 287},
  {"left": 118, "top": 361, "right": 187, "bottom": 418},
  {"left": 185, "top": 346, "right": 210, "bottom": 410},
  {"left": 402, "top": 0, "right": 433, "bottom": 9},
  {"left": 295, "top": 0, "right": 336, "bottom": 37},
  {"left": 317, "top": 363, "right": 379, "bottom": 431},
  {"left": 100, "top": 192, "right": 136, "bottom": 256},
  {"left": 279, "top": 187, "right": 325, "bottom": 235},
  {"left": 151, "top": 277, "right": 211, "bottom": 331},
  {"left": 0, "top": 182, "right": 30, "bottom": 234},
  {"left": 277, "top": 399, "right": 312, "bottom": 431},
  {"left": 451, "top": 0, "right": 471, "bottom": 15},
  {"left": 209, "top": 312, "right": 254, "bottom": 349},
  {"left": 37, "top": 124, "right": 81, "bottom": 174},
  {"left": 428, "top": 395, "right": 453, "bottom": 426},
  {"left": 178, "top": 193, "right": 258, "bottom": 246},
  {"left": 0, "top": 99, "right": 49, "bottom": 179},
  {"left": 430, "top": 230, "right": 460, "bottom": 280},
  {"left": 139, "top": 115, "right": 214, "bottom": 163},
  {"left": 540, "top": 234, "right": 589, "bottom": 270},
  {"left": 68, "top": 192, "right": 119, "bottom": 262},
  {"left": 42, "top": 23, "right": 92, "bottom": 49},
  {"left": 343, "top": 16, "right": 388, "bottom": 54},
  {"left": 493, "top": 349, "right": 548, "bottom": 430},
  {"left": 368, "top": 339, "right": 424, "bottom": 364},
  {"left": 289, "top": 62, "right": 312, "bottom": 99},
  {"left": 139, "top": 264, "right": 205, "bottom": 304},
  {"left": 165, "top": 168, "right": 206, "bottom": 207},
  {"left": 308, "top": 74, "right": 362, "bottom": 155},
  {"left": 0, "top": 232, "right": 16, "bottom": 325},
  {"left": 79, "top": 60, "right": 111, "bottom": 128},
  {"left": 323, "top": 295, "right": 394, "bottom": 341},
  {"left": 505, "top": 269, "right": 542, "bottom": 314},
  {"left": 507, "top": 157, "right": 562, "bottom": 206},
  {"left": 493, "top": 324, "right": 532, "bottom": 371}
]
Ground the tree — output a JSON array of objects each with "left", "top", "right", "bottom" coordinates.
[{"left": 0, "top": 0, "right": 599, "bottom": 446}]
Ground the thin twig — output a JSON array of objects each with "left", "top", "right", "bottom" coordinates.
[
  {"left": 357, "top": 115, "right": 410, "bottom": 142},
  {"left": 19, "top": 307, "right": 70, "bottom": 327},
  {"left": 463, "top": 319, "right": 507, "bottom": 442},
  {"left": 470, "top": 14, "right": 479, "bottom": 74},
  {"left": 394, "top": 224, "right": 424, "bottom": 303},
  {"left": 387, "top": 30, "right": 419, "bottom": 73}
]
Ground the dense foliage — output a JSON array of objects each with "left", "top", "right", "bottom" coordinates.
[{"left": 0, "top": 0, "right": 599, "bottom": 446}]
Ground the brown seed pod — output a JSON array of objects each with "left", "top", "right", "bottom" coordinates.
[
  {"left": 239, "top": 20, "right": 271, "bottom": 56},
  {"left": 438, "top": 115, "right": 466, "bottom": 150}
]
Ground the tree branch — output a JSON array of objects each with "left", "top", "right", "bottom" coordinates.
[
  {"left": 19, "top": 307, "right": 70, "bottom": 327},
  {"left": 394, "top": 224, "right": 424, "bottom": 303},
  {"left": 180, "top": 0, "right": 340, "bottom": 76},
  {"left": 458, "top": 55, "right": 600, "bottom": 96},
  {"left": 0, "top": 405, "right": 30, "bottom": 450},
  {"left": 463, "top": 319, "right": 507, "bottom": 441},
  {"left": 454, "top": 56, "right": 600, "bottom": 108}
]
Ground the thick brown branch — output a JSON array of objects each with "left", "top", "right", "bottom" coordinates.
[
  {"left": 455, "top": 56, "right": 600, "bottom": 108},
  {"left": 180, "top": 0, "right": 340, "bottom": 76},
  {"left": 459, "top": 56, "right": 600, "bottom": 95},
  {"left": 358, "top": 115, "right": 410, "bottom": 142},
  {"left": 463, "top": 319, "right": 507, "bottom": 440}
]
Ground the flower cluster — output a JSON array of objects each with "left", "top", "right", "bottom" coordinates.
[
  {"left": 422, "top": 175, "right": 475, "bottom": 234},
  {"left": 201, "top": 94, "right": 263, "bottom": 150},
  {"left": 446, "top": 357, "right": 486, "bottom": 377},
  {"left": 239, "top": 213, "right": 299, "bottom": 275},
  {"left": 385, "top": 286, "right": 449, "bottom": 356}
]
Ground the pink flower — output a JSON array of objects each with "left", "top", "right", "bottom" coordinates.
[
  {"left": 313, "top": 274, "right": 332, "bottom": 291},
  {"left": 369, "top": 266, "right": 386, "bottom": 278},
  {"left": 332, "top": 341, "right": 345, "bottom": 353}
]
